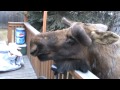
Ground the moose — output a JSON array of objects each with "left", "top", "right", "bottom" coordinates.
[{"left": 30, "top": 17, "right": 120, "bottom": 79}]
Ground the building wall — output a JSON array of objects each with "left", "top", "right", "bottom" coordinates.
[{"left": 0, "top": 11, "right": 24, "bottom": 29}]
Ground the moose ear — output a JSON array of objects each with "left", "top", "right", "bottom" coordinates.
[
  {"left": 71, "top": 23, "right": 92, "bottom": 46},
  {"left": 61, "top": 17, "right": 74, "bottom": 26},
  {"left": 91, "top": 31, "right": 119, "bottom": 45}
]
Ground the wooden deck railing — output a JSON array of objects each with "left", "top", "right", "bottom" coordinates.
[{"left": 7, "top": 22, "right": 99, "bottom": 79}]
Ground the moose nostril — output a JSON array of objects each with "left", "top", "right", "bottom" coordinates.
[{"left": 30, "top": 49, "right": 37, "bottom": 56}]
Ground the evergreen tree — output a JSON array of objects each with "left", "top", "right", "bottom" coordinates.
[{"left": 28, "top": 11, "right": 118, "bottom": 33}]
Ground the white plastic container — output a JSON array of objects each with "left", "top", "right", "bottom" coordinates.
[{"left": 17, "top": 43, "right": 27, "bottom": 55}]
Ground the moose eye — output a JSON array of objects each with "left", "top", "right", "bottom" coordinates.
[{"left": 66, "top": 36, "right": 76, "bottom": 45}]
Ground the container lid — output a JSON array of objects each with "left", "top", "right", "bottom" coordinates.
[
  {"left": 17, "top": 43, "right": 27, "bottom": 47},
  {"left": 16, "top": 27, "right": 25, "bottom": 31}
]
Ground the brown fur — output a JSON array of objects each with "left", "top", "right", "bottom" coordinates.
[
  {"left": 89, "top": 40, "right": 120, "bottom": 79},
  {"left": 30, "top": 18, "right": 120, "bottom": 79}
]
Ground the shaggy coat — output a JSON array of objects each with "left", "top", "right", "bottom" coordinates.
[{"left": 30, "top": 17, "right": 120, "bottom": 79}]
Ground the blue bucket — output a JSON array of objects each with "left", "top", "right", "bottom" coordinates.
[{"left": 15, "top": 28, "right": 26, "bottom": 45}]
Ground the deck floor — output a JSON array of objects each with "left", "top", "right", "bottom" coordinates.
[{"left": 0, "top": 55, "right": 37, "bottom": 79}]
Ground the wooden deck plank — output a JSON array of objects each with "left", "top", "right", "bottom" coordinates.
[{"left": 0, "top": 55, "right": 37, "bottom": 79}]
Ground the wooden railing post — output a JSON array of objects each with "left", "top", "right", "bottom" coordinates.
[
  {"left": 42, "top": 11, "right": 47, "bottom": 33},
  {"left": 24, "top": 11, "right": 28, "bottom": 22},
  {"left": 7, "top": 25, "right": 12, "bottom": 44}
]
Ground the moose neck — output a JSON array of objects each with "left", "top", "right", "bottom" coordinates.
[{"left": 88, "top": 42, "right": 120, "bottom": 79}]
